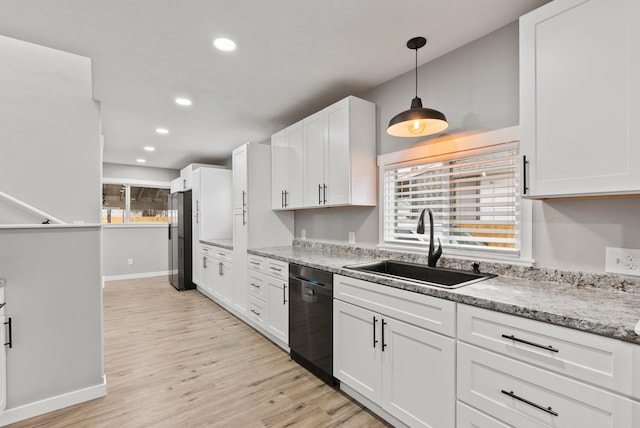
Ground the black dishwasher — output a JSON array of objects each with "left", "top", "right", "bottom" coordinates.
[{"left": 288, "top": 264, "right": 338, "bottom": 387}]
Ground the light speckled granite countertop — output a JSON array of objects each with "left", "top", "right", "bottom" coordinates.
[
  {"left": 200, "top": 239, "right": 233, "bottom": 250},
  {"left": 248, "top": 245, "right": 640, "bottom": 345}
]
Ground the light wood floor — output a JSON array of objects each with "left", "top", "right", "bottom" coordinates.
[{"left": 8, "top": 276, "right": 388, "bottom": 428}]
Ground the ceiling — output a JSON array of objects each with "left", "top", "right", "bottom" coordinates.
[{"left": 0, "top": 0, "right": 550, "bottom": 170}]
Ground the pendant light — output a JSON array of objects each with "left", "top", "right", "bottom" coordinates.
[{"left": 387, "top": 36, "right": 448, "bottom": 137}]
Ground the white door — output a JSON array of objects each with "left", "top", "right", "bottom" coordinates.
[
  {"left": 0, "top": 314, "right": 5, "bottom": 413},
  {"left": 271, "top": 129, "right": 288, "bottom": 210},
  {"left": 333, "top": 300, "right": 382, "bottom": 404},
  {"left": 201, "top": 254, "right": 216, "bottom": 296},
  {"left": 287, "top": 121, "right": 304, "bottom": 209},
  {"left": 266, "top": 276, "right": 288, "bottom": 344},
  {"left": 520, "top": 0, "right": 640, "bottom": 197},
  {"left": 232, "top": 144, "right": 247, "bottom": 210},
  {"left": 382, "top": 318, "right": 456, "bottom": 428},
  {"left": 303, "top": 110, "right": 326, "bottom": 207},
  {"left": 232, "top": 210, "right": 248, "bottom": 315},
  {"left": 325, "top": 98, "right": 351, "bottom": 206}
]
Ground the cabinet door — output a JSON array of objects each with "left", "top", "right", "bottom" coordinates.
[
  {"left": 193, "top": 243, "right": 203, "bottom": 287},
  {"left": 232, "top": 145, "right": 248, "bottom": 210},
  {"left": 520, "top": 0, "right": 640, "bottom": 197},
  {"left": 0, "top": 314, "right": 5, "bottom": 413},
  {"left": 201, "top": 254, "right": 216, "bottom": 296},
  {"left": 287, "top": 121, "right": 304, "bottom": 209},
  {"left": 271, "top": 129, "right": 288, "bottom": 210},
  {"left": 232, "top": 210, "right": 247, "bottom": 315},
  {"left": 219, "top": 261, "right": 233, "bottom": 307},
  {"left": 333, "top": 299, "right": 382, "bottom": 405},
  {"left": 303, "top": 110, "right": 326, "bottom": 207},
  {"left": 266, "top": 276, "right": 288, "bottom": 345},
  {"left": 325, "top": 98, "right": 351, "bottom": 206},
  {"left": 382, "top": 317, "right": 455, "bottom": 428}
]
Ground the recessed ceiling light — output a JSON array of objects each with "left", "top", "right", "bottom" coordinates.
[
  {"left": 175, "top": 98, "right": 192, "bottom": 106},
  {"left": 144, "top": 146, "right": 156, "bottom": 152},
  {"left": 136, "top": 158, "right": 146, "bottom": 163},
  {"left": 155, "top": 128, "right": 169, "bottom": 134},
  {"left": 213, "top": 37, "right": 236, "bottom": 52}
]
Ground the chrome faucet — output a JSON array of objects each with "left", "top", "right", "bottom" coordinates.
[{"left": 417, "top": 208, "right": 442, "bottom": 267}]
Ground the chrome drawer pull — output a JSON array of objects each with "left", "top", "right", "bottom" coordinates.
[
  {"left": 270, "top": 267, "right": 282, "bottom": 272},
  {"left": 501, "top": 334, "right": 559, "bottom": 353},
  {"left": 501, "top": 390, "right": 558, "bottom": 417},
  {"left": 250, "top": 309, "right": 260, "bottom": 316}
]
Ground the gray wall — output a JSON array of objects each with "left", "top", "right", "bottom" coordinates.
[
  {"left": 102, "top": 163, "right": 176, "bottom": 279},
  {"left": 103, "top": 162, "right": 179, "bottom": 182},
  {"left": 295, "top": 21, "right": 640, "bottom": 273},
  {"left": 0, "top": 227, "right": 103, "bottom": 410},
  {"left": 0, "top": 35, "right": 101, "bottom": 224},
  {"left": 103, "top": 225, "right": 168, "bottom": 278}
]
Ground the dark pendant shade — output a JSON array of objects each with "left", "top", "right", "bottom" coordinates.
[{"left": 387, "top": 37, "right": 448, "bottom": 138}]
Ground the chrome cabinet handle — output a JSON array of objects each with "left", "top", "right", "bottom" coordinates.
[
  {"left": 318, "top": 184, "right": 322, "bottom": 204},
  {"left": 501, "top": 390, "right": 558, "bottom": 417},
  {"left": 242, "top": 190, "right": 246, "bottom": 207},
  {"left": 502, "top": 334, "right": 559, "bottom": 353},
  {"left": 242, "top": 209, "right": 246, "bottom": 226},
  {"left": 281, "top": 190, "right": 285, "bottom": 208},
  {"left": 323, "top": 184, "right": 327, "bottom": 204},
  {"left": 283, "top": 284, "right": 287, "bottom": 304},
  {"left": 250, "top": 261, "right": 261, "bottom": 266},
  {"left": 270, "top": 266, "right": 282, "bottom": 272},
  {"left": 250, "top": 282, "right": 260, "bottom": 289},
  {"left": 219, "top": 262, "right": 223, "bottom": 276},
  {"left": 284, "top": 190, "right": 288, "bottom": 207},
  {"left": 203, "top": 256, "right": 207, "bottom": 268},
  {"left": 250, "top": 309, "right": 260, "bottom": 316}
]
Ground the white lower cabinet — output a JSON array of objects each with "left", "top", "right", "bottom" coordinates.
[
  {"left": 247, "top": 255, "right": 289, "bottom": 350},
  {"left": 457, "top": 304, "right": 640, "bottom": 428},
  {"left": 198, "top": 245, "right": 233, "bottom": 310},
  {"left": 333, "top": 275, "right": 455, "bottom": 428}
]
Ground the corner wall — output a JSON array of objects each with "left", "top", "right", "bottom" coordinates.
[{"left": 0, "top": 35, "right": 101, "bottom": 224}]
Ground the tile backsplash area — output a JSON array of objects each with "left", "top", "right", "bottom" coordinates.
[{"left": 292, "top": 239, "right": 640, "bottom": 293}]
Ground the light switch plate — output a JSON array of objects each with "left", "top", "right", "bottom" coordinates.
[{"left": 605, "top": 247, "right": 640, "bottom": 276}]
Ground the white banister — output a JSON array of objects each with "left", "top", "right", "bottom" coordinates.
[{"left": 0, "top": 191, "right": 66, "bottom": 224}]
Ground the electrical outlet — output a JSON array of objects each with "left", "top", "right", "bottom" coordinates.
[
  {"left": 127, "top": 258, "right": 134, "bottom": 266},
  {"left": 605, "top": 247, "right": 640, "bottom": 276}
]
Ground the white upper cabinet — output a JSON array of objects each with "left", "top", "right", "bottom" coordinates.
[
  {"left": 271, "top": 121, "right": 303, "bottom": 210},
  {"left": 232, "top": 145, "right": 248, "bottom": 211},
  {"left": 520, "top": 0, "right": 640, "bottom": 198},
  {"left": 272, "top": 95, "right": 376, "bottom": 210}
]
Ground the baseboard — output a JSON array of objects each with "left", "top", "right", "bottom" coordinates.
[
  {"left": 103, "top": 271, "right": 169, "bottom": 281},
  {"left": 0, "top": 377, "right": 107, "bottom": 426}
]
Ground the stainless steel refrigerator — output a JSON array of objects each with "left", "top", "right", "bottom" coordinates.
[{"left": 168, "top": 190, "right": 194, "bottom": 290}]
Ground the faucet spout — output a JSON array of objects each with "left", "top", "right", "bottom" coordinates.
[{"left": 417, "top": 208, "right": 442, "bottom": 267}]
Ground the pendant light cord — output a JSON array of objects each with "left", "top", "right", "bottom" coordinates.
[{"left": 414, "top": 47, "right": 418, "bottom": 98}]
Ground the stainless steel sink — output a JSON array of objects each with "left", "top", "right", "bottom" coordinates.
[{"left": 343, "top": 260, "right": 496, "bottom": 289}]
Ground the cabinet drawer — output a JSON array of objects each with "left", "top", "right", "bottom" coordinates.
[
  {"left": 248, "top": 255, "right": 266, "bottom": 273},
  {"left": 211, "top": 248, "right": 233, "bottom": 263},
  {"left": 458, "top": 342, "right": 640, "bottom": 428},
  {"left": 458, "top": 304, "right": 638, "bottom": 398},
  {"left": 248, "top": 271, "right": 267, "bottom": 302},
  {"left": 457, "top": 401, "right": 510, "bottom": 428},
  {"left": 248, "top": 296, "right": 266, "bottom": 327},
  {"left": 266, "top": 259, "right": 288, "bottom": 280},
  {"left": 334, "top": 274, "right": 455, "bottom": 337}
]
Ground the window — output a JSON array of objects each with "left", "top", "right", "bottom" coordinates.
[
  {"left": 379, "top": 127, "right": 530, "bottom": 262},
  {"left": 102, "top": 183, "right": 170, "bottom": 224}
]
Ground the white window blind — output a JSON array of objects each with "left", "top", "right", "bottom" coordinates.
[{"left": 383, "top": 142, "right": 520, "bottom": 254}]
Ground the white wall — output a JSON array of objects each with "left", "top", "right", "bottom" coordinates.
[
  {"left": 294, "top": 21, "right": 640, "bottom": 274},
  {"left": 0, "top": 35, "right": 101, "bottom": 224}
]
